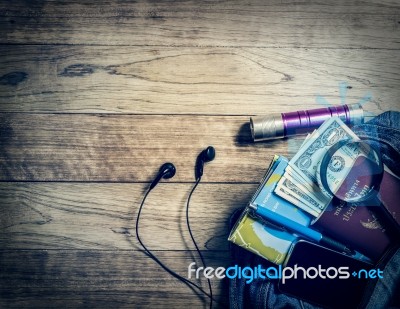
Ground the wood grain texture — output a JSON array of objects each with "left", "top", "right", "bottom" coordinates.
[
  {"left": 1, "top": 0, "right": 400, "bottom": 307},
  {"left": 0, "top": 0, "right": 400, "bottom": 48},
  {"left": 0, "top": 249, "right": 229, "bottom": 308},
  {"left": 0, "top": 46, "right": 398, "bottom": 114},
  {"left": 0, "top": 182, "right": 255, "bottom": 250},
  {"left": 0, "top": 113, "right": 297, "bottom": 182}
]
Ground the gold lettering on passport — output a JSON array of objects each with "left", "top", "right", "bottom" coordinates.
[
  {"left": 334, "top": 201, "right": 346, "bottom": 216},
  {"left": 342, "top": 205, "right": 357, "bottom": 221},
  {"left": 344, "top": 180, "right": 360, "bottom": 201}
]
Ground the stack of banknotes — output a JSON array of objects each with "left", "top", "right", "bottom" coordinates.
[
  {"left": 274, "top": 116, "right": 361, "bottom": 217},
  {"left": 228, "top": 116, "right": 398, "bottom": 263}
]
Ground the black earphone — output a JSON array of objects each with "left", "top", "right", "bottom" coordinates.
[
  {"left": 149, "top": 162, "right": 176, "bottom": 191},
  {"left": 188, "top": 146, "right": 216, "bottom": 308},
  {"left": 136, "top": 147, "right": 217, "bottom": 309},
  {"left": 195, "top": 146, "right": 216, "bottom": 180}
]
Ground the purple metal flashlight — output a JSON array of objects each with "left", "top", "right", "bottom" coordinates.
[{"left": 250, "top": 103, "right": 364, "bottom": 142}]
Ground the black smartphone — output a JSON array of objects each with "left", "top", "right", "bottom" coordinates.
[{"left": 278, "top": 240, "right": 374, "bottom": 308}]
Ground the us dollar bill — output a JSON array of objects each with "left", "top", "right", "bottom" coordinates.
[
  {"left": 274, "top": 185, "right": 320, "bottom": 217},
  {"left": 283, "top": 171, "right": 330, "bottom": 207},
  {"left": 299, "top": 131, "right": 314, "bottom": 149},
  {"left": 276, "top": 176, "right": 324, "bottom": 211},
  {"left": 288, "top": 117, "right": 360, "bottom": 186},
  {"left": 276, "top": 149, "right": 332, "bottom": 212}
]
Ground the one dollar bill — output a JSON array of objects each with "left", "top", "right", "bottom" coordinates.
[{"left": 288, "top": 117, "right": 360, "bottom": 186}]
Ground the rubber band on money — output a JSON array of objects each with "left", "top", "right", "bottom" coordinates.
[{"left": 319, "top": 140, "right": 384, "bottom": 203}]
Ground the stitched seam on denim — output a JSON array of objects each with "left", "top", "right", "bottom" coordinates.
[
  {"left": 355, "top": 128, "right": 400, "bottom": 141},
  {"left": 256, "top": 281, "right": 268, "bottom": 309},
  {"left": 358, "top": 122, "right": 400, "bottom": 133},
  {"left": 358, "top": 134, "right": 400, "bottom": 154},
  {"left": 263, "top": 281, "right": 271, "bottom": 309},
  {"left": 354, "top": 126, "right": 400, "bottom": 140},
  {"left": 230, "top": 277, "right": 240, "bottom": 309},
  {"left": 361, "top": 123, "right": 400, "bottom": 135}
]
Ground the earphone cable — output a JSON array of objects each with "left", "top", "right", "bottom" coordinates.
[
  {"left": 135, "top": 186, "right": 214, "bottom": 300},
  {"left": 186, "top": 178, "right": 213, "bottom": 309}
]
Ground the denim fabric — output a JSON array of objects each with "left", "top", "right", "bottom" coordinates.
[
  {"left": 365, "top": 247, "right": 400, "bottom": 309},
  {"left": 353, "top": 111, "right": 400, "bottom": 177},
  {"left": 229, "top": 111, "right": 400, "bottom": 309}
]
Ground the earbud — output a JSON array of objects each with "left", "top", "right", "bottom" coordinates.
[
  {"left": 138, "top": 155, "right": 216, "bottom": 308},
  {"left": 195, "top": 146, "right": 216, "bottom": 180},
  {"left": 149, "top": 162, "right": 176, "bottom": 191}
]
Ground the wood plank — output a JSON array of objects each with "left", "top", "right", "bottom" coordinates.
[
  {"left": 0, "top": 183, "right": 255, "bottom": 250},
  {"left": 0, "top": 46, "right": 399, "bottom": 114},
  {"left": 0, "top": 113, "right": 301, "bottom": 182},
  {"left": 0, "top": 249, "right": 229, "bottom": 308},
  {"left": 0, "top": 0, "right": 399, "bottom": 48}
]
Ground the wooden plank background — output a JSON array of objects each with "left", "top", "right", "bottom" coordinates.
[{"left": 0, "top": 0, "right": 399, "bottom": 308}]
